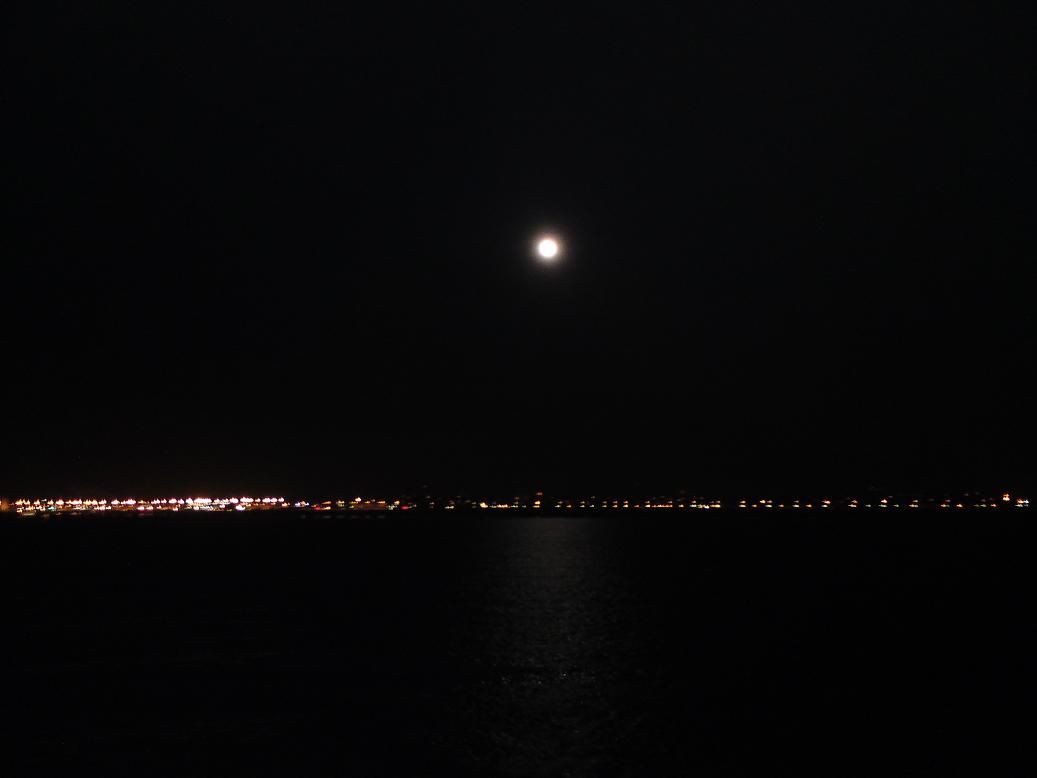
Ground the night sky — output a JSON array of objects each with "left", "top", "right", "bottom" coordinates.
[{"left": 5, "top": 3, "right": 1033, "bottom": 496}]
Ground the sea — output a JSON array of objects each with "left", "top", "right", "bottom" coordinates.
[{"left": 2, "top": 512, "right": 1032, "bottom": 776}]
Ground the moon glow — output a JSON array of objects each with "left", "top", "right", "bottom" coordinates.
[{"left": 536, "top": 237, "right": 560, "bottom": 261}]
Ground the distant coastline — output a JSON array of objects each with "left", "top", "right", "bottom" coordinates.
[{"left": 3, "top": 492, "right": 1030, "bottom": 516}]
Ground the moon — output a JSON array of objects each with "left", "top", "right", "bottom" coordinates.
[{"left": 536, "top": 237, "right": 560, "bottom": 261}]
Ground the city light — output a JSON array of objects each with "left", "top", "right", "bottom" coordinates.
[{"left": 3, "top": 491, "right": 1028, "bottom": 516}]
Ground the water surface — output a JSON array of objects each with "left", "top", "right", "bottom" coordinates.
[{"left": 2, "top": 513, "right": 1031, "bottom": 775}]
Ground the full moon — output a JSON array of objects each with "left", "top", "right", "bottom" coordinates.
[{"left": 536, "top": 237, "right": 560, "bottom": 260}]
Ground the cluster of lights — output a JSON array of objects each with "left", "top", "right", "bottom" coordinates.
[
  {"left": 537, "top": 499, "right": 725, "bottom": 510},
  {"left": 11, "top": 497, "right": 286, "bottom": 515},
  {"left": 470, "top": 495, "right": 1029, "bottom": 511},
  {"left": 6, "top": 493, "right": 1030, "bottom": 515},
  {"left": 299, "top": 498, "right": 402, "bottom": 512},
  {"left": 934, "top": 494, "right": 1029, "bottom": 510}
]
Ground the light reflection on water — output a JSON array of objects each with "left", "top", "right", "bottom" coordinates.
[{"left": 3, "top": 512, "right": 1028, "bottom": 776}]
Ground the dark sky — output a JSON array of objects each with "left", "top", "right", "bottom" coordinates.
[{"left": 4, "top": 2, "right": 1033, "bottom": 496}]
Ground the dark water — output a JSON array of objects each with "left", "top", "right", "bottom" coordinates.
[{"left": 2, "top": 513, "right": 1032, "bottom": 775}]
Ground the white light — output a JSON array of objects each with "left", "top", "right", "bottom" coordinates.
[{"left": 536, "top": 237, "right": 560, "bottom": 260}]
